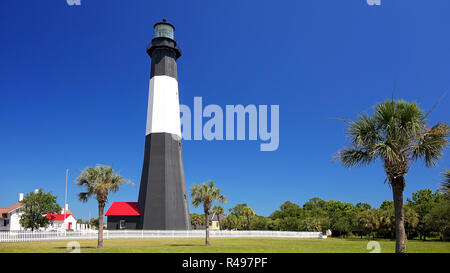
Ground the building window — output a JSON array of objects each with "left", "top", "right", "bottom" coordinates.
[
  {"left": 3, "top": 220, "right": 9, "bottom": 226},
  {"left": 119, "top": 220, "right": 126, "bottom": 230},
  {"left": 1, "top": 213, "right": 7, "bottom": 219}
]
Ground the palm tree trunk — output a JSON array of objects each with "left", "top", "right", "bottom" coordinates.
[
  {"left": 217, "top": 215, "right": 221, "bottom": 230},
  {"left": 392, "top": 176, "right": 407, "bottom": 253},
  {"left": 97, "top": 202, "right": 105, "bottom": 249},
  {"left": 205, "top": 211, "right": 210, "bottom": 246}
]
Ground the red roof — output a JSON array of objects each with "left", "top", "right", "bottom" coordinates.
[
  {"left": 0, "top": 203, "right": 23, "bottom": 218},
  {"left": 46, "top": 214, "right": 72, "bottom": 221},
  {"left": 105, "top": 202, "right": 141, "bottom": 216}
]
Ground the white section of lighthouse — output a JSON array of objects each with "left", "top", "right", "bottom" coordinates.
[{"left": 146, "top": 76, "right": 181, "bottom": 138}]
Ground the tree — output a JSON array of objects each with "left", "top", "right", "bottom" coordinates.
[
  {"left": 321, "top": 200, "right": 356, "bottom": 237},
  {"left": 356, "top": 210, "right": 379, "bottom": 239},
  {"left": 228, "top": 203, "right": 256, "bottom": 230},
  {"left": 271, "top": 201, "right": 303, "bottom": 220},
  {"left": 190, "top": 213, "right": 204, "bottom": 229},
  {"left": 212, "top": 205, "right": 225, "bottom": 230},
  {"left": 89, "top": 217, "right": 100, "bottom": 230},
  {"left": 76, "top": 165, "right": 133, "bottom": 249},
  {"left": 19, "top": 189, "right": 61, "bottom": 231},
  {"left": 356, "top": 202, "right": 372, "bottom": 211},
  {"left": 303, "top": 197, "right": 326, "bottom": 212},
  {"left": 300, "top": 217, "right": 323, "bottom": 232},
  {"left": 336, "top": 99, "right": 448, "bottom": 253},
  {"left": 241, "top": 206, "right": 256, "bottom": 230},
  {"left": 229, "top": 203, "right": 249, "bottom": 216},
  {"left": 380, "top": 200, "right": 394, "bottom": 210},
  {"left": 224, "top": 214, "right": 239, "bottom": 230},
  {"left": 406, "top": 189, "right": 444, "bottom": 240},
  {"left": 190, "top": 181, "right": 226, "bottom": 245},
  {"left": 280, "top": 201, "right": 301, "bottom": 211},
  {"left": 441, "top": 169, "right": 450, "bottom": 197},
  {"left": 424, "top": 200, "right": 450, "bottom": 241},
  {"left": 252, "top": 215, "right": 270, "bottom": 230},
  {"left": 279, "top": 217, "right": 301, "bottom": 231},
  {"left": 403, "top": 205, "right": 419, "bottom": 239},
  {"left": 378, "top": 204, "right": 395, "bottom": 239}
]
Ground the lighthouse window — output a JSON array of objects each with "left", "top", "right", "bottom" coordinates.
[{"left": 154, "top": 24, "right": 174, "bottom": 40}]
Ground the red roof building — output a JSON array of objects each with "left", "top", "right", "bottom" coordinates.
[
  {"left": 45, "top": 212, "right": 77, "bottom": 231},
  {"left": 45, "top": 214, "right": 73, "bottom": 221},
  {"left": 105, "top": 202, "right": 141, "bottom": 230}
]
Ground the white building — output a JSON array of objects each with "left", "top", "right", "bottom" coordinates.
[
  {"left": 0, "top": 200, "right": 24, "bottom": 231},
  {"left": 0, "top": 192, "right": 86, "bottom": 231},
  {"left": 45, "top": 211, "right": 77, "bottom": 231}
]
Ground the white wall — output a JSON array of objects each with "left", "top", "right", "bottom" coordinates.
[
  {"left": 0, "top": 208, "right": 25, "bottom": 231},
  {"left": 64, "top": 215, "right": 76, "bottom": 230},
  {"left": 9, "top": 210, "right": 23, "bottom": 231}
]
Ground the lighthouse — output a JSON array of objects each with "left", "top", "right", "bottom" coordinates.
[{"left": 137, "top": 19, "right": 190, "bottom": 230}]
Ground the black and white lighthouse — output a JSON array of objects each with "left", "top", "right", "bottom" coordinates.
[{"left": 137, "top": 19, "right": 190, "bottom": 230}]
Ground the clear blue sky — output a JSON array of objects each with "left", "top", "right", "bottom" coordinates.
[{"left": 1, "top": 0, "right": 449, "bottom": 220}]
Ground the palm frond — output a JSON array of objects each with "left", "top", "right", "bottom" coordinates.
[
  {"left": 78, "top": 192, "right": 91, "bottom": 203},
  {"left": 411, "top": 123, "right": 449, "bottom": 167},
  {"left": 441, "top": 169, "right": 450, "bottom": 196},
  {"left": 336, "top": 147, "right": 376, "bottom": 168}
]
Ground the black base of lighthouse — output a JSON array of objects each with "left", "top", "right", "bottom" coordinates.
[{"left": 137, "top": 133, "right": 191, "bottom": 230}]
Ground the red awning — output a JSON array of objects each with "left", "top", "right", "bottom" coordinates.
[{"left": 105, "top": 202, "right": 141, "bottom": 216}]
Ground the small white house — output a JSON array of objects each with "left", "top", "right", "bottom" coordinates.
[
  {"left": 45, "top": 212, "right": 77, "bottom": 231},
  {"left": 0, "top": 201, "right": 24, "bottom": 231}
]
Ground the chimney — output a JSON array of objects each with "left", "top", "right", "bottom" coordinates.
[
  {"left": 19, "top": 193, "right": 24, "bottom": 202},
  {"left": 61, "top": 204, "right": 69, "bottom": 214}
]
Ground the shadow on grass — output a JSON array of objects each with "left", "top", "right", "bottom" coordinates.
[
  {"left": 54, "top": 246, "right": 97, "bottom": 249},
  {"left": 168, "top": 244, "right": 202, "bottom": 247}
]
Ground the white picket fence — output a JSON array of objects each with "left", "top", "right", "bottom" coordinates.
[{"left": 0, "top": 230, "right": 326, "bottom": 243}]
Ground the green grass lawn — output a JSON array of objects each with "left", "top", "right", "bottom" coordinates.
[{"left": 1, "top": 237, "right": 449, "bottom": 253}]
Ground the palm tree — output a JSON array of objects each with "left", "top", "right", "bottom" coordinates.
[
  {"left": 336, "top": 100, "right": 448, "bottom": 253},
  {"left": 226, "top": 214, "right": 239, "bottom": 230},
  {"left": 212, "top": 205, "right": 225, "bottom": 230},
  {"left": 76, "top": 165, "right": 133, "bottom": 249},
  {"left": 242, "top": 206, "right": 255, "bottom": 230},
  {"left": 441, "top": 169, "right": 450, "bottom": 197},
  {"left": 190, "top": 214, "right": 204, "bottom": 230},
  {"left": 190, "top": 181, "right": 226, "bottom": 245}
]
